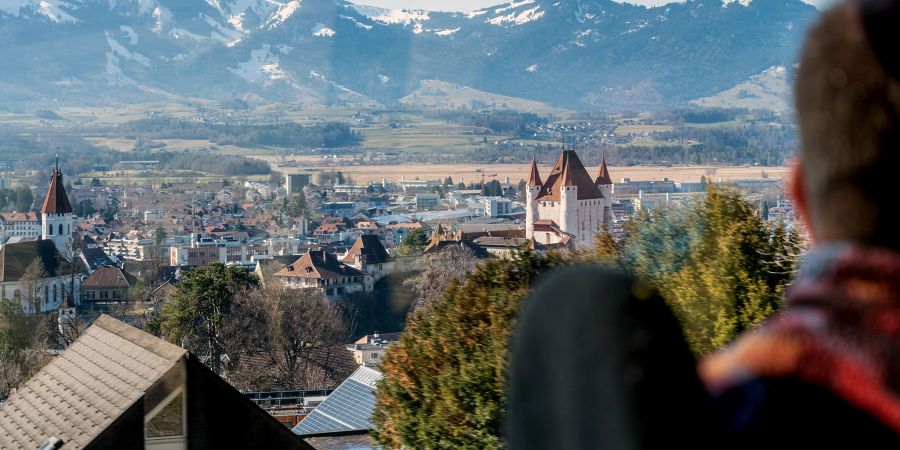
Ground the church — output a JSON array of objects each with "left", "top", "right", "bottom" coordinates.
[
  {"left": 0, "top": 161, "right": 78, "bottom": 314},
  {"left": 526, "top": 150, "right": 614, "bottom": 248}
]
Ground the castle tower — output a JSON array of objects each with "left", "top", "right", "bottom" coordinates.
[
  {"left": 595, "top": 156, "right": 614, "bottom": 228},
  {"left": 525, "top": 158, "right": 543, "bottom": 240},
  {"left": 41, "top": 158, "right": 74, "bottom": 256}
]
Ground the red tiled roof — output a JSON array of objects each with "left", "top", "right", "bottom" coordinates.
[
  {"left": 275, "top": 251, "right": 366, "bottom": 280},
  {"left": 40, "top": 165, "right": 73, "bottom": 215},
  {"left": 342, "top": 235, "right": 393, "bottom": 265},
  {"left": 528, "top": 158, "right": 543, "bottom": 187},
  {"left": 595, "top": 158, "right": 613, "bottom": 185},
  {"left": 0, "top": 212, "right": 39, "bottom": 222},
  {"left": 535, "top": 151, "right": 604, "bottom": 202}
]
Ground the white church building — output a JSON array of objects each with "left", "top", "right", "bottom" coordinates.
[
  {"left": 0, "top": 161, "right": 79, "bottom": 314},
  {"left": 526, "top": 150, "right": 614, "bottom": 248}
]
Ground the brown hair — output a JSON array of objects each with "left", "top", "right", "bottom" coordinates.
[{"left": 795, "top": 0, "right": 900, "bottom": 248}]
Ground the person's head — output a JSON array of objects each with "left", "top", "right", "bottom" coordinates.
[{"left": 793, "top": 0, "right": 900, "bottom": 250}]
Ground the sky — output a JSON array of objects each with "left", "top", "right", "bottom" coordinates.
[{"left": 349, "top": 0, "right": 837, "bottom": 12}]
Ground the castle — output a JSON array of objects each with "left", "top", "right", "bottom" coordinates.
[{"left": 526, "top": 150, "right": 614, "bottom": 248}]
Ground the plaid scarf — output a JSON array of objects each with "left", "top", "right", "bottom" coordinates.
[{"left": 701, "top": 243, "right": 900, "bottom": 433}]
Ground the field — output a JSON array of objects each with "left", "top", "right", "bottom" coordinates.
[{"left": 267, "top": 155, "right": 790, "bottom": 185}]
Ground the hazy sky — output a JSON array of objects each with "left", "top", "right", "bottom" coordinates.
[{"left": 350, "top": 0, "right": 836, "bottom": 12}]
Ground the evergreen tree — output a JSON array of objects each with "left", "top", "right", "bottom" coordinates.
[
  {"left": 397, "top": 228, "right": 429, "bottom": 256},
  {"left": 373, "top": 251, "right": 565, "bottom": 449},
  {"left": 157, "top": 264, "right": 258, "bottom": 374},
  {"left": 620, "top": 187, "right": 801, "bottom": 355},
  {"left": 594, "top": 225, "right": 620, "bottom": 265},
  {"left": 14, "top": 186, "right": 32, "bottom": 212}
]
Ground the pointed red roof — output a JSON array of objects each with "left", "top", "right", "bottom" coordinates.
[
  {"left": 528, "top": 158, "right": 543, "bottom": 187},
  {"left": 595, "top": 158, "right": 613, "bottom": 185},
  {"left": 41, "top": 163, "right": 73, "bottom": 215},
  {"left": 535, "top": 151, "right": 604, "bottom": 201}
]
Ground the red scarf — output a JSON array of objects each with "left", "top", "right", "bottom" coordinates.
[{"left": 701, "top": 244, "right": 900, "bottom": 433}]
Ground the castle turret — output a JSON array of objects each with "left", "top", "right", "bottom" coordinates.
[
  {"left": 525, "top": 158, "right": 543, "bottom": 240},
  {"left": 595, "top": 157, "right": 614, "bottom": 229},
  {"left": 41, "top": 159, "right": 74, "bottom": 257}
]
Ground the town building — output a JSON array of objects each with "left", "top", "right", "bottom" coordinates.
[
  {"left": 341, "top": 235, "right": 395, "bottom": 282},
  {"left": 525, "top": 151, "right": 614, "bottom": 248},
  {"left": 81, "top": 265, "right": 137, "bottom": 303},
  {"left": 484, "top": 197, "right": 513, "bottom": 218},
  {"left": 274, "top": 250, "right": 370, "bottom": 300},
  {"left": 0, "top": 240, "right": 78, "bottom": 314},
  {"left": 0, "top": 212, "right": 41, "bottom": 241},
  {"left": 346, "top": 332, "right": 402, "bottom": 368},
  {"left": 285, "top": 173, "right": 311, "bottom": 196},
  {"left": 415, "top": 194, "right": 440, "bottom": 211}
]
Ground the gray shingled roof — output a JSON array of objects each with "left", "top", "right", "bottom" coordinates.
[{"left": 0, "top": 315, "right": 187, "bottom": 449}]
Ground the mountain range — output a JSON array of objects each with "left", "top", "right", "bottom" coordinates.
[{"left": 0, "top": 0, "right": 817, "bottom": 110}]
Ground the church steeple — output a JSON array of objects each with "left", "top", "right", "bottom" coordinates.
[
  {"left": 41, "top": 157, "right": 73, "bottom": 215},
  {"left": 528, "top": 157, "right": 543, "bottom": 187},
  {"left": 41, "top": 159, "right": 74, "bottom": 256},
  {"left": 595, "top": 156, "right": 613, "bottom": 186}
]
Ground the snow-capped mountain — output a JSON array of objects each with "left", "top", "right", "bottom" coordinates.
[{"left": 0, "top": 0, "right": 817, "bottom": 109}]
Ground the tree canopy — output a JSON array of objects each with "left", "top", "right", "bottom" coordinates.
[
  {"left": 156, "top": 264, "right": 258, "bottom": 374},
  {"left": 373, "top": 250, "right": 565, "bottom": 449}
]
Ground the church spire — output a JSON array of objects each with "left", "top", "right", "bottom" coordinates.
[
  {"left": 41, "top": 159, "right": 73, "bottom": 215},
  {"left": 528, "top": 157, "right": 543, "bottom": 187},
  {"left": 595, "top": 155, "right": 613, "bottom": 186}
]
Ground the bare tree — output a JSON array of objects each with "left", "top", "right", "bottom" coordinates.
[
  {"left": 0, "top": 300, "right": 50, "bottom": 401},
  {"left": 404, "top": 245, "right": 479, "bottom": 310},
  {"left": 21, "top": 260, "right": 48, "bottom": 315},
  {"left": 225, "top": 285, "right": 353, "bottom": 391}
]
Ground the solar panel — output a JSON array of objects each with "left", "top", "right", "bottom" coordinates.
[{"left": 293, "top": 366, "right": 382, "bottom": 436}]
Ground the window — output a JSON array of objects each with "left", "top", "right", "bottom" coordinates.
[
  {"left": 100, "top": 291, "right": 108, "bottom": 299},
  {"left": 113, "top": 291, "right": 121, "bottom": 299},
  {"left": 146, "top": 392, "right": 184, "bottom": 439},
  {"left": 48, "top": 223, "right": 53, "bottom": 235},
  {"left": 58, "top": 223, "right": 63, "bottom": 235}
]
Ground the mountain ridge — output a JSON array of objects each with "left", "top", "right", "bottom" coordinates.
[{"left": 0, "top": 0, "right": 818, "bottom": 110}]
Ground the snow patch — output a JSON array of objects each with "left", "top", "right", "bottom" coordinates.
[
  {"left": 267, "top": 0, "right": 301, "bottom": 29},
  {"left": 120, "top": 25, "right": 138, "bottom": 45},
  {"left": 228, "top": 12, "right": 246, "bottom": 32},
  {"left": 464, "top": 10, "right": 486, "bottom": 19},
  {"left": 722, "top": 0, "right": 752, "bottom": 6},
  {"left": 494, "top": 0, "right": 534, "bottom": 14},
  {"left": 434, "top": 27, "right": 460, "bottom": 36},
  {"left": 340, "top": 14, "right": 373, "bottom": 30},
  {"left": 378, "top": 74, "right": 390, "bottom": 84},
  {"left": 487, "top": 6, "right": 544, "bottom": 26},
  {"left": 152, "top": 6, "right": 171, "bottom": 33},
  {"left": 230, "top": 44, "right": 288, "bottom": 84},
  {"left": 0, "top": 1, "right": 29, "bottom": 16},
  {"left": 412, "top": 23, "right": 423, "bottom": 34},
  {"left": 105, "top": 31, "right": 150, "bottom": 67},
  {"left": 367, "top": 9, "right": 429, "bottom": 25},
  {"left": 37, "top": 1, "right": 77, "bottom": 23},
  {"left": 311, "top": 23, "right": 335, "bottom": 37},
  {"left": 526, "top": 64, "right": 538, "bottom": 72}
]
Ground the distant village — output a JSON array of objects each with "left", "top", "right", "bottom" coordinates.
[{"left": 0, "top": 150, "right": 800, "bottom": 449}]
